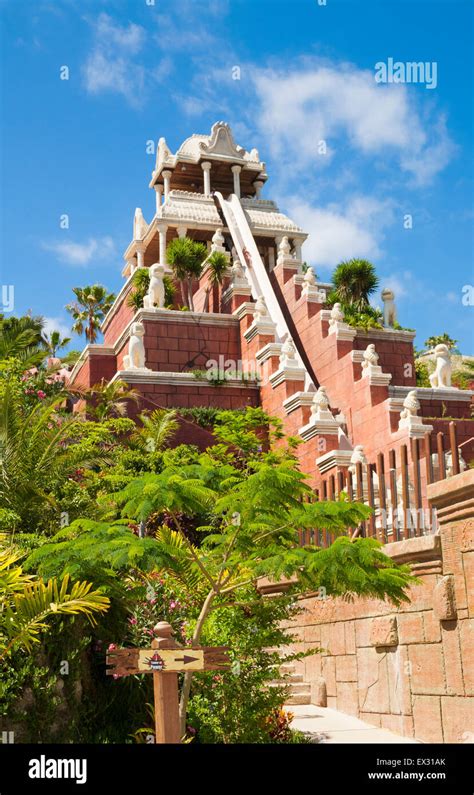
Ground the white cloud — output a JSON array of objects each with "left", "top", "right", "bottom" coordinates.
[
  {"left": 42, "top": 236, "right": 115, "bottom": 266},
  {"left": 287, "top": 195, "right": 395, "bottom": 268},
  {"left": 83, "top": 14, "right": 169, "bottom": 107},
  {"left": 252, "top": 61, "right": 454, "bottom": 185}
]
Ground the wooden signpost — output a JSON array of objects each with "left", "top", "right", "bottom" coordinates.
[{"left": 106, "top": 621, "right": 230, "bottom": 744}]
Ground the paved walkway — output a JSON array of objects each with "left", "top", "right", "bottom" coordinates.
[{"left": 286, "top": 704, "right": 420, "bottom": 744}]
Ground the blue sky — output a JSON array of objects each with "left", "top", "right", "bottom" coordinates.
[{"left": 0, "top": 0, "right": 473, "bottom": 352}]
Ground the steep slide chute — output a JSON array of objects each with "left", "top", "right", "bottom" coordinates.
[{"left": 214, "top": 191, "right": 314, "bottom": 391}]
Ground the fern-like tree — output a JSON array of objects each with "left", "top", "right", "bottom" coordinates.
[
  {"left": 331, "top": 259, "right": 379, "bottom": 311},
  {"left": 29, "top": 409, "right": 416, "bottom": 736},
  {"left": 66, "top": 285, "right": 115, "bottom": 344},
  {"left": 166, "top": 238, "right": 207, "bottom": 311},
  {"left": 202, "top": 252, "right": 229, "bottom": 313}
]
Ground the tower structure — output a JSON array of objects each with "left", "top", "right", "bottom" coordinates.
[{"left": 69, "top": 121, "right": 473, "bottom": 499}]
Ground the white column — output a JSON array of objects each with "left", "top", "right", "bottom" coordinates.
[
  {"left": 162, "top": 170, "right": 172, "bottom": 202},
  {"left": 157, "top": 224, "right": 168, "bottom": 267},
  {"left": 135, "top": 244, "right": 145, "bottom": 269},
  {"left": 126, "top": 257, "right": 136, "bottom": 275},
  {"left": 231, "top": 165, "right": 242, "bottom": 198},
  {"left": 201, "top": 161, "right": 212, "bottom": 196},
  {"left": 176, "top": 225, "right": 187, "bottom": 239},
  {"left": 294, "top": 240, "right": 303, "bottom": 262},
  {"left": 253, "top": 180, "right": 264, "bottom": 199},
  {"left": 154, "top": 184, "right": 163, "bottom": 213},
  {"left": 268, "top": 247, "right": 275, "bottom": 272}
]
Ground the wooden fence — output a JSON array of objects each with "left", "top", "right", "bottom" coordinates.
[{"left": 300, "top": 422, "right": 471, "bottom": 548}]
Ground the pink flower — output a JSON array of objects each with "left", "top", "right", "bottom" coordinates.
[
  {"left": 37, "top": 390, "right": 46, "bottom": 399},
  {"left": 148, "top": 598, "right": 157, "bottom": 605},
  {"left": 108, "top": 643, "right": 117, "bottom": 651},
  {"left": 129, "top": 617, "right": 137, "bottom": 625},
  {"left": 169, "top": 601, "right": 177, "bottom": 610}
]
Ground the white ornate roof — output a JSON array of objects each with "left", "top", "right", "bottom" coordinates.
[
  {"left": 151, "top": 121, "right": 266, "bottom": 182},
  {"left": 160, "top": 190, "right": 223, "bottom": 226}
]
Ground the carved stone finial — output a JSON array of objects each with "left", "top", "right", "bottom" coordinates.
[
  {"left": 329, "top": 302, "right": 344, "bottom": 326},
  {"left": 143, "top": 264, "right": 165, "bottom": 310},
  {"left": 429, "top": 344, "right": 453, "bottom": 389},
  {"left": 350, "top": 444, "right": 367, "bottom": 467},
  {"left": 279, "top": 337, "right": 297, "bottom": 368},
  {"left": 362, "top": 344, "right": 379, "bottom": 370},
  {"left": 303, "top": 267, "right": 316, "bottom": 288},
  {"left": 253, "top": 296, "right": 268, "bottom": 323},
  {"left": 134, "top": 208, "right": 147, "bottom": 241},
  {"left": 381, "top": 288, "right": 397, "bottom": 328},
  {"left": 400, "top": 390, "right": 420, "bottom": 420},
  {"left": 310, "top": 386, "right": 334, "bottom": 421}
]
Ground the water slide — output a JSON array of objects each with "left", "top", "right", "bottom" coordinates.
[{"left": 214, "top": 191, "right": 315, "bottom": 391}]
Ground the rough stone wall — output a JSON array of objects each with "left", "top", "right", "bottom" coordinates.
[{"left": 285, "top": 469, "right": 474, "bottom": 743}]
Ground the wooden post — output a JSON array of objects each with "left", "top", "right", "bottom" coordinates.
[{"left": 152, "top": 621, "right": 181, "bottom": 744}]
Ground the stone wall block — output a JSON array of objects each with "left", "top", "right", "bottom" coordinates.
[{"left": 370, "top": 615, "right": 398, "bottom": 648}]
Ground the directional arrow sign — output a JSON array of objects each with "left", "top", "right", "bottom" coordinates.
[
  {"left": 106, "top": 646, "right": 230, "bottom": 675},
  {"left": 138, "top": 649, "right": 204, "bottom": 672}
]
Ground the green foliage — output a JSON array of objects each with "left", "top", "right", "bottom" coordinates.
[
  {"left": 415, "top": 357, "right": 432, "bottom": 387},
  {"left": 0, "top": 539, "right": 109, "bottom": 661},
  {"left": 83, "top": 379, "right": 140, "bottom": 421},
  {"left": 0, "top": 315, "right": 47, "bottom": 369},
  {"left": 203, "top": 251, "right": 229, "bottom": 312},
  {"left": 423, "top": 333, "right": 459, "bottom": 353},
  {"left": 326, "top": 289, "right": 383, "bottom": 330},
  {"left": 188, "top": 590, "right": 306, "bottom": 743},
  {"left": 331, "top": 259, "right": 379, "bottom": 310},
  {"left": 166, "top": 237, "right": 207, "bottom": 310}
]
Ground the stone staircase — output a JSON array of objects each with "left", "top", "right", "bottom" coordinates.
[{"left": 267, "top": 656, "right": 311, "bottom": 706}]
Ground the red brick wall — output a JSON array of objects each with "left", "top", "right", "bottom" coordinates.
[
  {"left": 114, "top": 316, "right": 242, "bottom": 374},
  {"left": 103, "top": 299, "right": 134, "bottom": 347}
]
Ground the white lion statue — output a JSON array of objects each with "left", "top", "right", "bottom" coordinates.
[
  {"left": 123, "top": 322, "right": 147, "bottom": 370},
  {"left": 381, "top": 288, "right": 397, "bottom": 328},
  {"left": 143, "top": 264, "right": 165, "bottom": 310},
  {"left": 429, "top": 344, "right": 452, "bottom": 388}
]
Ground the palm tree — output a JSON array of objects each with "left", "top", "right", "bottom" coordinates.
[
  {"left": 66, "top": 285, "right": 115, "bottom": 344},
  {"left": 42, "top": 330, "right": 71, "bottom": 357},
  {"left": 202, "top": 252, "right": 229, "bottom": 313},
  {"left": 133, "top": 408, "right": 179, "bottom": 452},
  {"left": 332, "top": 259, "right": 379, "bottom": 311},
  {"left": 0, "top": 539, "right": 109, "bottom": 661},
  {"left": 84, "top": 379, "right": 140, "bottom": 421},
  {"left": 0, "top": 315, "right": 47, "bottom": 368},
  {"left": 0, "top": 382, "right": 108, "bottom": 530},
  {"left": 166, "top": 238, "right": 207, "bottom": 311}
]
